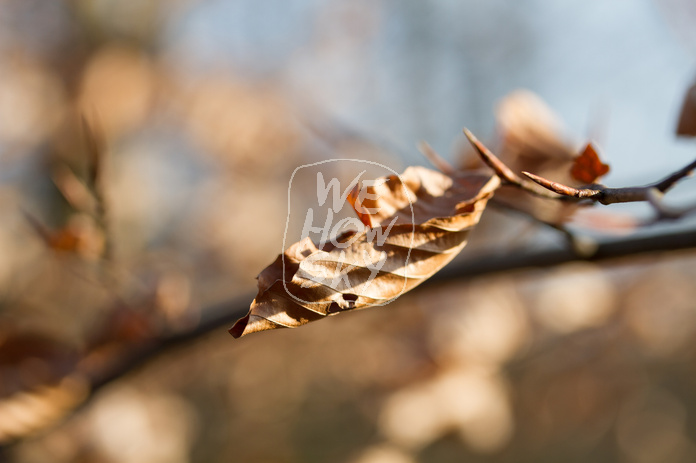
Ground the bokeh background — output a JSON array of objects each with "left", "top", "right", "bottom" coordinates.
[{"left": 1, "top": 1, "right": 696, "bottom": 462}]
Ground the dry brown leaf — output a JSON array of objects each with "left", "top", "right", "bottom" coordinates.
[
  {"left": 570, "top": 143, "right": 610, "bottom": 184},
  {"left": 488, "top": 91, "right": 582, "bottom": 225},
  {"left": 457, "top": 91, "right": 575, "bottom": 173},
  {"left": 0, "top": 329, "right": 87, "bottom": 443},
  {"left": 495, "top": 90, "right": 577, "bottom": 174},
  {"left": 230, "top": 166, "right": 499, "bottom": 338},
  {"left": 676, "top": 80, "right": 696, "bottom": 137}
]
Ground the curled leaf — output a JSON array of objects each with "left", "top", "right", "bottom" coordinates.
[
  {"left": 230, "top": 166, "right": 500, "bottom": 338},
  {"left": 570, "top": 143, "right": 609, "bottom": 184}
]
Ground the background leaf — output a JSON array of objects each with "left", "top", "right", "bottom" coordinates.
[{"left": 570, "top": 143, "right": 610, "bottom": 184}]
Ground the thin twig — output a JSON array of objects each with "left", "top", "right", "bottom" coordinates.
[
  {"left": 645, "top": 188, "right": 696, "bottom": 221},
  {"left": 464, "top": 126, "right": 696, "bottom": 212},
  {"left": 466, "top": 126, "right": 696, "bottom": 221},
  {"left": 81, "top": 114, "right": 106, "bottom": 189},
  {"left": 522, "top": 171, "right": 602, "bottom": 200},
  {"left": 652, "top": 158, "right": 696, "bottom": 192},
  {"left": 81, "top": 117, "right": 112, "bottom": 260},
  {"left": 21, "top": 210, "right": 54, "bottom": 246},
  {"left": 417, "top": 141, "right": 456, "bottom": 175},
  {"left": 462, "top": 128, "right": 562, "bottom": 200},
  {"left": 52, "top": 164, "right": 97, "bottom": 214}
]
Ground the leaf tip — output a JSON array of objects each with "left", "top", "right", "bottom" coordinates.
[
  {"left": 229, "top": 315, "right": 249, "bottom": 338},
  {"left": 229, "top": 312, "right": 284, "bottom": 338}
]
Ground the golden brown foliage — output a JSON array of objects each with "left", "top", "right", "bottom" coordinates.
[{"left": 231, "top": 167, "right": 500, "bottom": 337}]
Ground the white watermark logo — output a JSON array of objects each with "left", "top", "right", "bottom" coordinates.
[{"left": 283, "top": 160, "right": 415, "bottom": 307}]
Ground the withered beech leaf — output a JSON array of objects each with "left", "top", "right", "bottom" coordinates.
[
  {"left": 495, "top": 90, "right": 577, "bottom": 172},
  {"left": 230, "top": 166, "right": 500, "bottom": 338},
  {"left": 483, "top": 90, "right": 582, "bottom": 225},
  {"left": 677, "top": 80, "right": 696, "bottom": 137},
  {"left": 570, "top": 143, "right": 610, "bottom": 184}
]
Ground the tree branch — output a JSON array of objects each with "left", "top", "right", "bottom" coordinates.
[
  {"left": 82, "top": 229, "right": 696, "bottom": 393},
  {"left": 49, "top": 231, "right": 696, "bottom": 389},
  {"left": 464, "top": 127, "right": 696, "bottom": 212},
  {"left": 2, "top": 226, "right": 696, "bottom": 449}
]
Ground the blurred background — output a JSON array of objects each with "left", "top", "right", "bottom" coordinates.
[{"left": 1, "top": 0, "right": 696, "bottom": 462}]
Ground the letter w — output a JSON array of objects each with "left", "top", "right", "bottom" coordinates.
[
  {"left": 316, "top": 171, "right": 365, "bottom": 213},
  {"left": 365, "top": 216, "right": 398, "bottom": 246}
]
